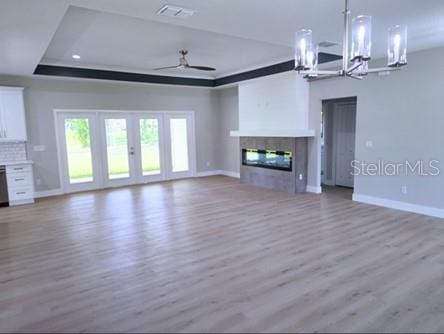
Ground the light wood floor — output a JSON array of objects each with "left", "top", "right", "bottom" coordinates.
[{"left": 1, "top": 176, "right": 444, "bottom": 333}]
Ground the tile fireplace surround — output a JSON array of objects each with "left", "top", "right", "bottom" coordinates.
[{"left": 240, "top": 137, "right": 307, "bottom": 193}]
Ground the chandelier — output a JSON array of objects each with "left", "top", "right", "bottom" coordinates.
[{"left": 295, "top": 0, "right": 407, "bottom": 80}]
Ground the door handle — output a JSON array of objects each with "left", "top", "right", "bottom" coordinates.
[{"left": 129, "top": 146, "right": 135, "bottom": 155}]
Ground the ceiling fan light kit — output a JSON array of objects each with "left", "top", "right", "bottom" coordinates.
[{"left": 295, "top": 0, "right": 407, "bottom": 81}]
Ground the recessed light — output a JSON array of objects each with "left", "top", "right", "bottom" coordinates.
[{"left": 72, "top": 54, "right": 81, "bottom": 60}]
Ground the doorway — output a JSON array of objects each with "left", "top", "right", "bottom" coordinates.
[
  {"left": 56, "top": 110, "right": 196, "bottom": 193},
  {"left": 321, "top": 97, "right": 357, "bottom": 190}
]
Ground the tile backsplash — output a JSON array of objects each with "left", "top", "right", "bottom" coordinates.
[{"left": 0, "top": 142, "right": 27, "bottom": 162}]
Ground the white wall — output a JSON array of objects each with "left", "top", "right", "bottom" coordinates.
[
  {"left": 2, "top": 46, "right": 443, "bottom": 216},
  {"left": 0, "top": 76, "right": 222, "bottom": 192},
  {"left": 238, "top": 71, "right": 309, "bottom": 132},
  {"left": 218, "top": 47, "right": 444, "bottom": 216},
  {"left": 308, "top": 46, "right": 444, "bottom": 211},
  {"left": 216, "top": 87, "right": 240, "bottom": 174}
]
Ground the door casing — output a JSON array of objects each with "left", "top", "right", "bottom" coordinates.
[
  {"left": 320, "top": 98, "right": 357, "bottom": 188},
  {"left": 333, "top": 102, "right": 356, "bottom": 188},
  {"left": 54, "top": 109, "right": 196, "bottom": 194}
]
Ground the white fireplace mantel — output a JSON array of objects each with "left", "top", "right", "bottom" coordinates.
[{"left": 230, "top": 129, "right": 315, "bottom": 138}]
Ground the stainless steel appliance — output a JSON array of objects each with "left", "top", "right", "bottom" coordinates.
[{"left": 0, "top": 166, "right": 8, "bottom": 207}]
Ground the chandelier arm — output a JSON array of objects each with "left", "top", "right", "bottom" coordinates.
[
  {"left": 348, "top": 74, "right": 364, "bottom": 80},
  {"left": 342, "top": 0, "right": 350, "bottom": 73},
  {"left": 347, "top": 60, "right": 364, "bottom": 74},
  {"left": 298, "top": 70, "right": 342, "bottom": 76},
  {"left": 306, "top": 74, "right": 343, "bottom": 82},
  {"left": 362, "top": 67, "right": 402, "bottom": 74}
]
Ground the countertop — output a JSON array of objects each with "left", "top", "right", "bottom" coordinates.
[{"left": 0, "top": 160, "right": 34, "bottom": 166}]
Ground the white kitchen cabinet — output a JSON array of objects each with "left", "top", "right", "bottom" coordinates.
[
  {"left": 0, "top": 87, "right": 27, "bottom": 142},
  {"left": 6, "top": 163, "right": 35, "bottom": 205}
]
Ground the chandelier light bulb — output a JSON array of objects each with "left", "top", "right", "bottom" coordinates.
[
  {"left": 351, "top": 15, "right": 372, "bottom": 61},
  {"left": 295, "top": 29, "right": 314, "bottom": 70},
  {"left": 388, "top": 25, "right": 407, "bottom": 67}
]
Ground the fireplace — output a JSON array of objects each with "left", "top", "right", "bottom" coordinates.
[
  {"left": 242, "top": 149, "right": 292, "bottom": 171},
  {"left": 239, "top": 137, "right": 307, "bottom": 193}
]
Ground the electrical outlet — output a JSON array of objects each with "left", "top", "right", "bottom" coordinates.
[
  {"left": 401, "top": 185, "right": 408, "bottom": 194},
  {"left": 299, "top": 173, "right": 303, "bottom": 180},
  {"left": 36, "top": 179, "right": 41, "bottom": 185},
  {"left": 206, "top": 161, "right": 211, "bottom": 167},
  {"left": 365, "top": 140, "right": 373, "bottom": 148}
]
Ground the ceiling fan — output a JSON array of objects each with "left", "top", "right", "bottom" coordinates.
[{"left": 154, "top": 50, "right": 216, "bottom": 71}]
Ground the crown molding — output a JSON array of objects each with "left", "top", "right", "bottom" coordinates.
[{"left": 34, "top": 52, "right": 342, "bottom": 88}]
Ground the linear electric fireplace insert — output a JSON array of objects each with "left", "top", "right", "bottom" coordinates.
[{"left": 242, "top": 148, "right": 292, "bottom": 171}]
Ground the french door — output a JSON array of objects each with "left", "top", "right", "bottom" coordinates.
[
  {"left": 135, "top": 114, "right": 165, "bottom": 183},
  {"left": 57, "top": 112, "right": 101, "bottom": 193},
  {"left": 164, "top": 113, "right": 195, "bottom": 180},
  {"left": 100, "top": 113, "right": 136, "bottom": 187},
  {"left": 57, "top": 111, "right": 195, "bottom": 193}
]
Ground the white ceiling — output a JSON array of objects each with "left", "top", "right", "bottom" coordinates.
[
  {"left": 1, "top": 0, "right": 444, "bottom": 78},
  {"left": 41, "top": 6, "right": 293, "bottom": 79}
]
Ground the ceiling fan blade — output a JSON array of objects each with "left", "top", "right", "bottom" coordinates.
[
  {"left": 153, "top": 65, "right": 182, "bottom": 70},
  {"left": 187, "top": 65, "right": 216, "bottom": 71}
]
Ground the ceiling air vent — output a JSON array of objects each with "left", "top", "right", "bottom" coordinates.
[{"left": 156, "top": 5, "right": 195, "bottom": 19}]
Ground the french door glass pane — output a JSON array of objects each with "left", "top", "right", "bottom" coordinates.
[
  {"left": 140, "top": 119, "right": 161, "bottom": 175},
  {"left": 170, "top": 118, "right": 189, "bottom": 172},
  {"left": 64, "top": 118, "right": 94, "bottom": 184},
  {"left": 105, "top": 119, "right": 130, "bottom": 179}
]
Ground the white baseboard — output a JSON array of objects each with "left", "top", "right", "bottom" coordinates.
[
  {"left": 220, "top": 170, "right": 240, "bottom": 178},
  {"left": 195, "top": 170, "right": 222, "bottom": 177},
  {"left": 10, "top": 199, "right": 35, "bottom": 206},
  {"left": 352, "top": 193, "right": 444, "bottom": 219},
  {"left": 195, "top": 170, "right": 240, "bottom": 179},
  {"left": 306, "top": 185, "right": 322, "bottom": 194},
  {"left": 35, "top": 188, "right": 63, "bottom": 199}
]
